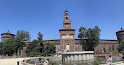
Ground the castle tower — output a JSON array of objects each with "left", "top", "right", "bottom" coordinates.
[
  {"left": 116, "top": 27, "right": 124, "bottom": 43},
  {"left": 59, "top": 9, "right": 75, "bottom": 52},
  {"left": 63, "top": 9, "right": 71, "bottom": 29},
  {"left": 1, "top": 30, "right": 14, "bottom": 42}
]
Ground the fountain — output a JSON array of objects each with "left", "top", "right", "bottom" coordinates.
[{"left": 62, "top": 51, "right": 94, "bottom": 62}]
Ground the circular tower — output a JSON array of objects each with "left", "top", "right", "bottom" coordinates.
[
  {"left": 116, "top": 27, "right": 124, "bottom": 43},
  {"left": 1, "top": 30, "right": 15, "bottom": 42}
]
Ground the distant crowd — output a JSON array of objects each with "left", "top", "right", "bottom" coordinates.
[{"left": 22, "top": 58, "right": 49, "bottom": 65}]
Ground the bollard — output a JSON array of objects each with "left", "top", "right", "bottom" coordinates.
[{"left": 17, "top": 61, "right": 19, "bottom": 65}]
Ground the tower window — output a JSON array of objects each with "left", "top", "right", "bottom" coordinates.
[
  {"left": 66, "top": 17, "right": 68, "bottom": 19},
  {"left": 65, "top": 13, "right": 68, "bottom": 15}
]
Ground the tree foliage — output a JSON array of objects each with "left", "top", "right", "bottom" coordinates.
[
  {"left": 38, "top": 32, "right": 43, "bottom": 44},
  {"left": 2, "top": 38, "right": 16, "bottom": 56},
  {"left": 1, "top": 31, "right": 56, "bottom": 57},
  {"left": 108, "top": 46, "right": 111, "bottom": 52},
  {"left": 16, "top": 30, "right": 30, "bottom": 41},
  {"left": 14, "top": 30, "right": 31, "bottom": 55},
  {"left": 43, "top": 43, "right": 56, "bottom": 56},
  {"left": 0, "top": 42, "right": 3, "bottom": 55},
  {"left": 26, "top": 39, "right": 39, "bottom": 56},
  {"left": 26, "top": 32, "right": 56, "bottom": 57},
  {"left": 0, "top": 30, "right": 30, "bottom": 56},
  {"left": 37, "top": 32, "right": 44, "bottom": 53},
  {"left": 118, "top": 40, "right": 124, "bottom": 52},
  {"left": 78, "top": 26, "right": 101, "bottom": 51},
  {"left": 112, "top": 44, "right": 114, "bottom": 51}
]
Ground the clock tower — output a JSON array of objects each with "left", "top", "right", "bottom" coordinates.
[
  {"left": 59, "top": 9, "right": 75, "bottom": 52},
  {"left": 63, "top": 9, "right": 71, "bottom": 29}
]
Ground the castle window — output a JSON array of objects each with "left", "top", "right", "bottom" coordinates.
[
  {"left": 65, "top": 13, "right": 68, "bottom": 15},
  {"left": 66, "top": 17, "right": 68, "bottom": 19}
]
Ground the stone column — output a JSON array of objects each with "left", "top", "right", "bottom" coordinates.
[
  {"left": 70, "top": 55, "right": 74, "bottom": 61},
  {"left": 65, "top": 55, "right": 67, "bottom": 61},
  {"left": 90, "top": 54, "right": 92, "bottom": 59},
  {"left": 92, "top": 54, "right": 94, "bottom": 59},
  {"left": 90, "top": 54, "right": 93, "bottom": 59},
  {"left": 82, "top": 54, "right": 86, "bottom": 60},
  {"left": 67, "top": 55, "right": 70, "bottom": 61},
  {"left": 74, "top": 54, "right": 78, "bottom": 61},
  {"left": 89, "top": 54, "right": 91, "bottom": 60},
  {"left": 81, "top": 54, "right": 83, "bottom": 60},
  {"left": 86, "top": 54, "right": 89, "bottom": 60},
  {"left": 79, "top": 54, "right": 82, "bottom": 61},
  {"left": 77, "top": 55, "right": 79, "bottom": 61}
]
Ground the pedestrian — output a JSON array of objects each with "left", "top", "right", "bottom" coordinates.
[
  {"left": 35, "top": 58, "right": 43, "bottom": 65},
  {"left": 43, "top": 59, "right": 49, "bottom": 65},
  {"left": 107, "top": 55, "right": 112, "bottom": 65},
  {"left": 22, "top": 58, "right": 27, "bottom": 63}
]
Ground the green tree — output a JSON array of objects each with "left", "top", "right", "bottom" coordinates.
[
  {"left": 15, "top": 30, "right": 30, "bottom": 56},
  {"left": 26, "top": 39, "right": 44, "bottom": 56},
  {"left": 108, "top": 46, "right": 111, "bottom": 52},
  {"left": 26, "top": 32, "right": 44, "bottom": 56},
  {"left": 43, "top": 43, "right": 56, "bottom": 56},
  {"left": 37, "top": 32, "right": 44, "bottom": 53},
  {"left": 26, "top": 32, "right": 56, "bottom": 57},
  {"left": 0, "top": 30, "right": 30, "bottom": 56},
  {"left": 112, "top": 44, "right": 114, "bottom": 51},
  {"left": 78, "top": 26, "right": 101, "bottom": 51},
  {"left": 38, "top": 32, "right": 43, "bottom": 44},
  {"left": 0, "top": 42, "right": 3, "bottom": 55},
  {"left": 118, "top": 40, "right": 124, "bottom": 52},
  {"left": 2, "top": 38, "right": 16, "bottom": 56}
]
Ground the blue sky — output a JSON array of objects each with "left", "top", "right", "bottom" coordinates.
[{"left": 0, "top": 0, "right": 124, "bottom": 41}]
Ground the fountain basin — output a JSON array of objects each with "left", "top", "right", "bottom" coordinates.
[{"left": 62, "top": 51, "right": 94, "bottom": 61}]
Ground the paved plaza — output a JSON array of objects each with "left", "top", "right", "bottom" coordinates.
[
  {"left": 0, "top": 57, "right": 124, "bottom": 65},
  {"left": 0, "top": 58, "right": 25, "bottom": 65},
  {"left": 100, "top": 61, "right": 124, "bottom": 65}
]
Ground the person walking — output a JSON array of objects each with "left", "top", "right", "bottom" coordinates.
[
  {"left": 35, "top": 58, "right": 43, "bottom": 65},
  {"left": 107, "top": 55, "right": 112, "bottom": 65}
]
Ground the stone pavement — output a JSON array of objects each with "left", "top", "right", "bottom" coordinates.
[
  {"left": 100, "top": 61, "right": 124, "bottom": 65},
  {"left": 0, "top": 57, "right": 45, "bottom": 65},
  {"left": 0, "top": 58, "right": 25, "bottom": 65}
]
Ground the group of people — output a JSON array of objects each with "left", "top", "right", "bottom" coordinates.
[
  {"left": 106, "top": 54, "right": 124, "bottom": 65},
  {"left": 35, "top": 58, "right": 49, "bottom": 65}
]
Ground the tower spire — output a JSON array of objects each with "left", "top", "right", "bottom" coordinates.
[
  {"left": 121, "top": 27, "right": 123, "bottom": 30},
  {"left": 64, "top": 9, "right": 69, "bottom": 20},
  {"left": 63, "top": 9, "right": 71, "bottom": 29},
  {"left": 8, "top": 30, "right": 9, "bottom": 32}
]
